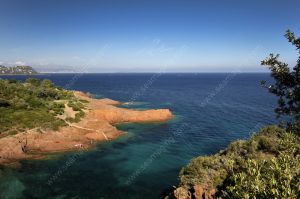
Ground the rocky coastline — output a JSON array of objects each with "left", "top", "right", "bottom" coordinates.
[{"left": 0, "top": 91, "right": 173, "bottom": 166}]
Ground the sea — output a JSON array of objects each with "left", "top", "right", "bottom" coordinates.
[{"left": 0, "top": 73, "right": 277, "bottom": 199}]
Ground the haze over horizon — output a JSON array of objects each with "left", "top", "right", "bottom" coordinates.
[{"left": 0, "top": 0, "right": 299, "bottom": 72}]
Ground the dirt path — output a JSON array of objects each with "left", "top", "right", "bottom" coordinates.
[{"left": 66, "top": 121, "right": 109, "bottom": 141}]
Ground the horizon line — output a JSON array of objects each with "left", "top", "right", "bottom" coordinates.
[{"left": 9, "top": 71, "right": 271, "bottom": 74}]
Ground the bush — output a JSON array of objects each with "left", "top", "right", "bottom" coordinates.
[
  {"left": 223, "top": 133, "right": 300, "bottom": 199},
  {"left": 41, "top": 79, "right": 54, "bottom": 88},
  {"left": 25, "top": 78, "right": 41, "bottom": 87},
  {"left": 8, "top": 79, "right": 18, "bottom": 84},
  {"left": 68, "top": 101, "right": 85, "bottom": 111}
]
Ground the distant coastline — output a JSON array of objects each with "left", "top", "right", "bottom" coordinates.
[
  {"left": 0, "top": 65, "right": 38, "bottom": 75},
  {"left": 0, "top": 73, "right": 44, "bottom": 76}
]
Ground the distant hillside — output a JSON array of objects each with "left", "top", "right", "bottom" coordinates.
[{"left": 0, "top": 65, "right": 38, "bottom": 75}]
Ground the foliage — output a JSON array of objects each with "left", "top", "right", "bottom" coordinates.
[
  {"left": 0, "top": 78, "right": 85, "bottom": 134},
  {"left": 68, "top": 101, "right": 85, "bottom": 111},
  {"left": 223, "top": 133, "right": 300, "bottom": 199},
  {"left": 261, "top": 30, "right": 300, "bottom": 122},
  {"left": 179, "top": 126, "right": 300, "bottom": 198}
]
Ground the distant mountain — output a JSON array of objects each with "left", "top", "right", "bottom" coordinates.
[{"left": 0, "top": 65, "right": 38, "bottom": 75}]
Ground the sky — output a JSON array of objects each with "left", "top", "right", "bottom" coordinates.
[{"left": 0, "top": 0, "right": 299, "bottom": 73}]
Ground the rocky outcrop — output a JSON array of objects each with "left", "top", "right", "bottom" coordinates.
[
  {"left": 91, "top": 107, "right": 173, "bottom": 124},
  {"left": 165, "top": 185, "right": 215, "bottom": 199},
  {"left": 193, "top": 185, "right": 216, "bottom": 199},
  {"left": 175, "top": 187, "right": 191, "bottom": 199}
]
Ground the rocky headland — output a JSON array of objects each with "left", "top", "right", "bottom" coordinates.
[
  {"left": 0, "top": 91, "right": 173, "bottom": 166},
  {"left": 0, "top": 66, "right": 38, "bottom": 75}
]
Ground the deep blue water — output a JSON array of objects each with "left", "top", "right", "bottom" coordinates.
[{"left": 0, "top": 73, "right": 277, "bottom": 199}]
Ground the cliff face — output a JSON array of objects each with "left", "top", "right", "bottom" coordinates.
[{"left": 0, "top": 65, "right": 38, "bottom": 75}]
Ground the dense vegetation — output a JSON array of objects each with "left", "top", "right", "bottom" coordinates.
[
  {"left": 0, "top": 78, "right": 86, "bottom": 136},
  {"left": 179, "top": 126, "right": 300, "bottom": 198},
  {"left": 172, "top": 30, "right": 300, "bottom": 198}
]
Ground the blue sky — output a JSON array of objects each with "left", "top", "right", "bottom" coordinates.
[{"left": 0, "top": 0, "right": 299, "bottom": 72}]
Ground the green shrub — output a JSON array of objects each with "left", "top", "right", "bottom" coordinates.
[
  {"left": 179, "top": 155, "right": 232, "bottom": 189},
  {"left": 25, "top": 78, "right": 41, "bottom": 87},
  {"left": 68, "top": 101, "right": 85, "bottom": 111},
  {"left": 8, "top": 79, "right": 18, "bottom": 84},
  {"left": 223, "top": 137, "right": 300, "bottom": 199}
]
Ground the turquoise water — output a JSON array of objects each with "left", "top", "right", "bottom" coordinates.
[{"left": 0, "top": 73, "right": 277, "bottom": 199}]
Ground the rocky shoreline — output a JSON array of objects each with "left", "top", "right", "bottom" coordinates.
[
  {"left": 164, "top": 185, "right": 215, "bottom": 199},
  {"left": 0, "top": 91, "right": 173, "bottom": 166}
]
